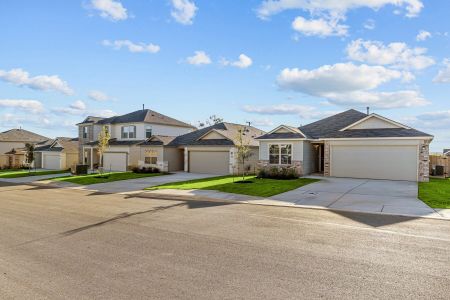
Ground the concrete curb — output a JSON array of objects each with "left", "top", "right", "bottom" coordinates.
[{"left": 139, "top": 191, "right": 450, "bottom": 221}]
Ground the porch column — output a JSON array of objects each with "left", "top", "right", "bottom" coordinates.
[
  {"left": 184, "top": 147, "right": 188, "bottom": 172},
  {"left": 90, "top": 147, "right": 93, "bottom": 170}
]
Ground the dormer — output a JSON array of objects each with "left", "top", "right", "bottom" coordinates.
[{"left": 340, "top": 114, "right": 410, "bottom": 131}]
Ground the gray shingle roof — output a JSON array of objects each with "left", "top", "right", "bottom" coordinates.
[
  {"left": 83, "top": 138, "right": 145, "bottom": 146},
  {"left": 95, "top": 109, "right": 196, "bottom": 129},
  {"left": 258, "top": 109, "right": 432, "bottom": 140},
  {"left": 256, "top": 132, "right": 305, "bottom": 140},
  {"left": 0, "top": 129, "right": 48, "bottom": 142},
  {"left": 168, "top": 122, "right": 265, "bottom": 147},
  {"left": 139, "top": 135, "right": 176, "bottom": 146},
  {"left": 35, "top": 137, "right": 79, "bottom": 153}
]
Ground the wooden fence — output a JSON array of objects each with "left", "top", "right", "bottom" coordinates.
[{"left": 429, "top": 155, "right": 450, "bottom": 177}]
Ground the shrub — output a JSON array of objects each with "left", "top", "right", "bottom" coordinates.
[
  {"left": 132, "top": 166, "right": 160, "bottom": 174},
  {"left": 257, "top": 165, "right": 299, "bottom": 180}
]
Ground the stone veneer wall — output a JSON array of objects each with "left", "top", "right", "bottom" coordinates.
[
  {"left": 324, "top": 141, "right": 330, "bottom": 176},
  {"left": 258, "top": 160, "right": 304, "bottom": 177},
  {"left": 418, "top": 140, "right": 430, "bottom": 182}
]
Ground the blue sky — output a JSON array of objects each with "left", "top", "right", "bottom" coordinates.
[{"left": 0, "top": 0, "right": 449, "bottom": 151}]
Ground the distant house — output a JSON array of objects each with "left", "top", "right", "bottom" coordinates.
[
  {"left": 139, "top": 122, "right": 265, "bottom": 174},
  {"left": 34, "top": 137, "right": 79, "bottom": 170},
  {"left": 0, "top": 129, "right": 48, "bottom": 168},
  {"left": 77, "top": 109, "right": 196, "bottom": 171},
  {"left": 257, "top": 109, "right": 433, "bottom": 182},
  {"left": 444, "top": 149, "right": 450, "bottom": 156}
]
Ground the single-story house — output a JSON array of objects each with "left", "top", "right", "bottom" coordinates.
[
  {"left": 34, "top": 137, "right": 79, "bottom": 170},
  {"left": 139, "top": 122, "right": 266, "bottom": 175},
  {"left": 0, "top": 128, "right": 48, "bottom": 168},
  {"left": 257, "top": 109, "right": 433, "bottom": 182}
]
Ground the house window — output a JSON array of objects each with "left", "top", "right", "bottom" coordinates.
[
  {"left": 82, "top": 127, "right": 88, "bottom": 139},
  {"left": 269, "top": 144, "right": 292, "bottom": 165},
  {"left": 269, "top": 145, "right": 280, "bottom": 164},
  {"left": 121, "top": 125, "right": 136, "bottom": 139},
  {"left": 145, "top": 125, "right": 152, "bottom": 138},
  {"left": 145, "top": 156, "right": 157, "bottom": 164}
]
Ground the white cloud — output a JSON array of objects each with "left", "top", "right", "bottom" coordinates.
[
  {"left": 247, "top": 118, "right": 274, "bottom": 127},
  {"left": 95, "top": 109, "right": 116, "bottom": 118},
  {"left": 257, "top": 0, "right": 423, "bottom": 19},
  {"left": 88, "top": 90, "right": 111, "bottom": 101},
  {"left": 416, "top": 30, "right": 431, "bottom": 41},
  {"left": 278, "top": 63, "right": 403, "bottom": 94},
  {"left": 0, "top": 99, "right": 44, "bottom": 113},
  {"left": 433, "top": 59, "right": 450, "bottom": 83},
  {"left": 186, "top": 51, "right": 211, "bottom": 65},
  {"left": 0, "top": 68, "right": 73, "bottom": 95},
  {"left": 221, "top": 54, "right": 253, "bottom": 68},
  {"left": 90, "top": 0, "right": 128, "bottom": 21},
  {"left": 102, "top": 40, "right": 160, "bottom": 53},
  {"left": 277, "top": 63, "right": 429, "bottom": 108},
  {"left": 70, "top": 100, "right": 86, "bottom": 111},
  {"left": 171, "top": 0, "right": 198, "bottom": 25},
  {"left": 243, "top": 104, "right": 338, "bottom": 119},
  {"left": 346, "top": 39, "right": 435, "bottom": 70},
  {"left": 363, "top": 19, "right": 375, "bottom": 30},
  {"left": 292, "top": 16, "right": 348, "bottom": 37}
]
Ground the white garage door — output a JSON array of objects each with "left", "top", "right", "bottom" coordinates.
[
  {"left": 189, "top": 151, "right": 229, "bottom": 175},
  {"left": 103, "top": 152, "right": 127, "bottom": 172},
  {"left": 330, "top": 145, "right": 418, "bottom": 181},
  {"left": 43, "top": 154, "right": 61, "bottom": 170}
]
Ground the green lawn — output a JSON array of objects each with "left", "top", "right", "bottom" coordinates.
[
  {"left": 52, "top": 172, "right": 168, "bottom": 185},
  {"left": 419, "top": 178, "right": 450, "bottom": 209},
  {"left": 146, "top": 175, "right": 320, "bottom": 197},
  {"left": 0, "top": 169, "right": 69, "bottom": 178}
]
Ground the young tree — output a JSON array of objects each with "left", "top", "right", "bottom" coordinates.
[
  {"left": 25, "top": 143, "right": 34, "bottom": 171},
  {"left": 235, "top": 126, "right": 253, "bottom": 181},
  {"left": 97, "top": 125, "right": 111, "bottom": 174},
  {"left": 198, "top": 115, "right": 223, "bottom": 128}
]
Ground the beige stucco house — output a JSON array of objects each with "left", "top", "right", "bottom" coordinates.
[
  {"left": 0, "top": 129, "right": 48, "bottom": 168},
  {"left": 34, "top": 137, "right": 79, "bottom": 170},
  {"left": 140, "top": 122, "right": 265, "bottom": 175},
  {"left": 257, "top": 109, "right": 433, "bottom": 182}
]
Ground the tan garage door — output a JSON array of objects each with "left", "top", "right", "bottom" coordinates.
[
  {"left": 43, "top": 154, "right": 61, "bottom": 170},
  {"left": 189, "top": 151, "right": 229, "bottom": 175},
  {"left": 330, "top": 145, "right": 418, "bottom": 181},
  {"left": 103, "top": 152, "right": 127, "bottom": 172}
]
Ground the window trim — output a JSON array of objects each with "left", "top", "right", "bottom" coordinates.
[
  {"left": 268, "top": 143, "right": 293, "bottom": 165},
  {"left": 121, "top": 125, "right": 137, "bottom": 139},
  {"left": 82, "top": 126, "right": 89, "bottom": 139},
  {"left": 145, "top": 125, "right": 152, "bottom": 139},
  {"left": 144, "top": 156, "right": 158, "bottom": 165}
]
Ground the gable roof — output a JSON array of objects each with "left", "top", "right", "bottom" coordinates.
[
  {"left": 77, "top": 116, "right": 105, "bottom": 125},
  {"left": 257, "top": 109, "right": 433, "bottom": 140},
  {"left": 257, "top": 125, "right": 306, "bottom": 140},
  {"left": 94, "top": 109, "right": 196, "bottom": 129},
  {"left": 339, "top": 113, "right": 410, "bottom": 131},
  {"left": 168, "top": 122, "right": 265, "bottom": 147},
  {"left": 0, "top": 129, "right": 48, "bottom": 143},
  {"left": 139, "top": 135, "right": 176, "bottom": 146},
  {"left": 35, "top": 137, "right": 79, "bottom": 153}
]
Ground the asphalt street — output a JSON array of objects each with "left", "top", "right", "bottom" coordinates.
[{"left": 0, "top": 182, "right": 449, "bottom": 299}]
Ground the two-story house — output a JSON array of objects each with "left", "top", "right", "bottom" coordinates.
[{"left": 77, "top": 109, "right": 196, "bottom": 171}]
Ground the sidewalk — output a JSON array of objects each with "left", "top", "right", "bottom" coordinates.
[{"left": 141, "top": 189, "right": 450, "bottom": 220}]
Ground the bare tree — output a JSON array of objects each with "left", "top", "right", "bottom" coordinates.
[
  {"left": 198, "top": 115, "right": 223, "bottom": 128},
  {"left": 235, "top": 126, "right": 253, "bottom": 181},
  {"left": 97, "top": 125, "right": 111, "bottom": 174}
]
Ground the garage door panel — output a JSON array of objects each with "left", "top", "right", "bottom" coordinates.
[
  {"left": 43, "top": 154, "right": 61, "bottom": 170},
  {"left": 330, "top": 145, "right": 418, "bottom": 181},
  {"left": 103, "top": 152, "right": 127, "bottom": 172},
  {"left": 189, "top": 151, "right": 229, "bottom": 175}
]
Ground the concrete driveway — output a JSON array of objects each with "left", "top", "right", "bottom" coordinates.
[
  {"left": 63, "top": 172, "right": 217, "bottom": 194},
  {"left": 270, "top": 176, "right": 441, "bottom": 218}
]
